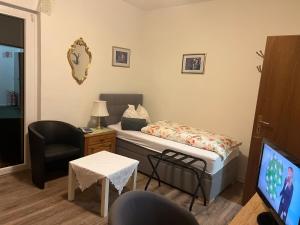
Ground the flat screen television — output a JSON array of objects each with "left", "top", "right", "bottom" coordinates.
[{"left": 256, "top": 139, "right": 300, "bottom": 225}]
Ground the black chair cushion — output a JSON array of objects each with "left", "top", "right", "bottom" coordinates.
[{"left": 44, "top": 144, "right": 81, "bottom": 163}]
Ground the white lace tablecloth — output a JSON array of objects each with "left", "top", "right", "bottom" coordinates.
[{"left": 70, "top": 151, "right": 139, "bottom": 194}]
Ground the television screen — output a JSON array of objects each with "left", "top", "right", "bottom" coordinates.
[{"left": 257, "top": 141, "right": 300, "bottom": 225}]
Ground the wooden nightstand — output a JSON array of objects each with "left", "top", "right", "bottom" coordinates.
[{"left": 84, "top": 128, "right": 116, "bottom": 155}]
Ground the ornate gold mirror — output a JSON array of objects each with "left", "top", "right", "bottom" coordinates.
[{"left": 67, "top": 38, "right": 92, "bottom": 84}]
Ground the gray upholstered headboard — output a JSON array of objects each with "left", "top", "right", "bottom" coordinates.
[{"left": 100, "top": 94, "right": 143, "bottom": 126}]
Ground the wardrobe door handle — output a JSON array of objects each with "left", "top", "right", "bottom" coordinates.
[
  {"left": 257, "top": 115, "right": 271, "bottom": 127},
  {"left": 258, "top": 120, "right": 270, "bottom": 126}
]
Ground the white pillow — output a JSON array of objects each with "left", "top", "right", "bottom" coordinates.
[
  {"left": 137, "top": 104, "right": 151, "bottom": 123},
  {"left": 122, "top": 105, "right": 140, "bottom": 118}
]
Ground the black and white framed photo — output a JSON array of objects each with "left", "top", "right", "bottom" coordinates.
[
  {"left": 112, "top": 46, "right": 130, "bottom": 68},
  {"left": 181, "top": 53, "right": 206, "bottom": 74}
]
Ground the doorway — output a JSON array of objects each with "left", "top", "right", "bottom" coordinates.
[
  {"left": 0, "top": 4, "right": 38, "bottom": 174},
  {"left": 0, "top": 14, "right": 24, "bottom": 169}
]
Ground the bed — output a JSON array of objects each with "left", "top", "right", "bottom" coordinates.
[{"left": 100, "top": 93, "right": 239, "bottom": 202}]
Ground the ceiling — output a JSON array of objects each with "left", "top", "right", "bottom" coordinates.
[{"left": 123, "top": 0, "right": 208, "bottom": 11}]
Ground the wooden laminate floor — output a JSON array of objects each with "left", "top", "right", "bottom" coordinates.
[{"left": 0, "top": 170, "right": 243, "bottom": 225}]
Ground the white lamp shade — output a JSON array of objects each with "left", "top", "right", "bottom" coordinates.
[{"left": 91, "top": 101, "right": 109, "bottom": 117}]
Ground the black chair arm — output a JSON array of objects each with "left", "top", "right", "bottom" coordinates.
[
  {"left": 29, "top": 127, "right": 46, "bottom": 142},
  {"left": 28, "top": 126, "right": 46, "bottom": 188},
  {"left": 28, "top": 127, "right": 45, "bottom": 162},
  {"left": 63, "top": 124, "right": 84, "bottom": 156}
]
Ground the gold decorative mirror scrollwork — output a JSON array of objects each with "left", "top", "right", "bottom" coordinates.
[{"left": 67, "top": 38, "right": 92, "bottom": 85}]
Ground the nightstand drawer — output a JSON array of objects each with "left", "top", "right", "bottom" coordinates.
[
  {"left": 84, "top": 129, "right": 116, "bottom": 155},
  {"left": 88, "top": 143, "right": 113, "bottom": 154},
  {"left": 88, "top": 134, "right": 115, "bottom": 145}
]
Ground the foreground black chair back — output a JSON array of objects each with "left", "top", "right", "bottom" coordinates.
[
  {"left": 28, "top": 120, "right": 84, "bottom": 189},
  {"left": 109, "top": 191, "right": 199, "bottom": 225}
]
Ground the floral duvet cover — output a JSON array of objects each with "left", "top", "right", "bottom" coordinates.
[{"left": 141, "top": 121, "right": 241, "bottom": 160}]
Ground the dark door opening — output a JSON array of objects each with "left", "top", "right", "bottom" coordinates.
[{"left": 0, "top": 13, "right": 24, "bottom": 168}]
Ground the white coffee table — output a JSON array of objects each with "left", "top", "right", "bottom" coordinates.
[{"left": 68, "top": 151, "right": 139, "bottom": 217}]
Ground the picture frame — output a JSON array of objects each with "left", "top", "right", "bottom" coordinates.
[
  {"left": 112, "top": 46, "right": 130, "bottom": 68},
  {"left": 181, "top": 53, "right": 206, "bottom": 74}
]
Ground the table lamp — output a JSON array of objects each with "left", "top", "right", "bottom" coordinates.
[{"left": 91, "top": 100, "right": 109, "bottom": 129}]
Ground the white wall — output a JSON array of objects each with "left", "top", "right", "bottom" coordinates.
[
  {"left": 13, "top": 52, "right": 20, "bottom": 101},
  {"left": 0, "top": 47, "right": 14, "bottom": 105},
  {"left": 40, "top": 0, "right": 144, "bottom": 127},
  {"left": 2, "top": 0, "right": 39, "bottom": 11},
  {"left": 140, "top": 0, "right": 300, "bottom": 180},
  {"left": 0, "top": 45, "right": 22, "bottom": 106}
]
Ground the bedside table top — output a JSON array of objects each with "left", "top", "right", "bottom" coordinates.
[{"left": 84, "top": 127, "right": 116, "bottom": 137}]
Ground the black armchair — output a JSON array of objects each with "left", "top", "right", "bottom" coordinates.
[
  {"left": 109, "top": 191, "right": 199, "bottom": 225},
  {"left": 28, "top": 120, "right": 84, "bottom": 189}
]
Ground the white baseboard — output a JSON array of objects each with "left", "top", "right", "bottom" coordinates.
[{"left": 0, "top": 163, "right": 29, "bottom": 176}]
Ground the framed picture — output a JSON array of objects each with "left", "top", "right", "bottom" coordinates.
[
  {"left": 181, "top": 53, "right": 206, "bottom": 74},
  {"left": 112, "top": 46, "right": 130, "bottom": 68}
]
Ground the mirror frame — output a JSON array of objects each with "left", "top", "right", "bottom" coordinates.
[{"left": 67, "top": 37, "right": 92, "bottom": 85}]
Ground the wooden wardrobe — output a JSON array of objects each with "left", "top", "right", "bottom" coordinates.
[{"left": 243, "top": 35, "right": 300, "bottom": 204}]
